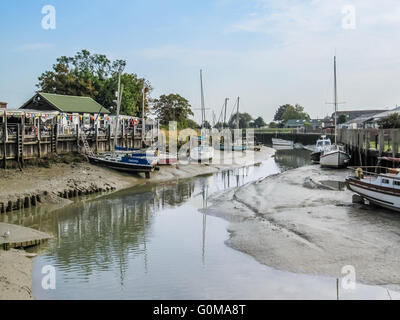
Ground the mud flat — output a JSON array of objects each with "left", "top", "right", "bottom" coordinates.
[
  {"left": 207, "top": 165, "right": 400, "bottom": 291},
  {"left": 0, "top": 249, "right": 34, "bottom": 300},
  {"left": 0, "top": 147, "right": 274, "bottom": 300},
  {"left": 0, "top": 148, "right": 274, "bottom": 214}
]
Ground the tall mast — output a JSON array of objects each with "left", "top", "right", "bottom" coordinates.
[
  {"left": 223, "top": 98, "right": 229, "bottom": 129},
  {"left": 334, "top": 56, "right": 338, "bottom": 145},
  {"left": 236, "top": 97, "right": 240, "bottom": 130},
  {"left": 200, "top": 70, "right": 205, "bottom": 128}
]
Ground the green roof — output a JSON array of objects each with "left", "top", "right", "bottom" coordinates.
[{"left": 38, "top": 92, "right": 110, "bottom": 114}]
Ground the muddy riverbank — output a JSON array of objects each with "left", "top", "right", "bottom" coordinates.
[
  {"left": 0, "top": 147, "right": 275, "bottom": 300},
  {"left": 207, "top": 165, "right": 400, "bottom": 291}
]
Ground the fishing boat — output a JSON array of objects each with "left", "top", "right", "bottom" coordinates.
[
  {"left": 311, "top": 135, "right": 332, "bottom": 163},
  {"left": 320, "top": 145, "right": 351, "bottom": 168},
  {"left": 320, "top": 56, "right": 351, "bottom": 168},
  {"left": 346, "top": 159, "right": 400, "bottom": 212},
  {"left": 272, "top": 138, "right": 294, "bottom": 147}
]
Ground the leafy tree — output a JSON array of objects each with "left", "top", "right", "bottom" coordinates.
[
  {"left": 254, "top": 116, "right": 267, "bottom": 128},
  {"left": 274, "top": 104, "right": 291, "bottom": 121},
  {"left": 153, "top": 94, "right": 194, "bottom": 129},
  {"left": 337, "top": 114, "right": 348, "bottom": 125},
  {"left": 282, "top": 104, "right": 310, "bottom": 122},
  {"left": 269, "top": 122, "right": 279, "bottom": 128},
  {"left": 37, "top": 49, "right": 151, "bottom": 116},
  {"left": 187, "top": 119, "right": 200, "bottom": 130},
  {"left": 228, "top": 112, "right": 253, "bottom": 129},
  {"left": 378, "top": 113, "right": 400, "bottom": 129}
]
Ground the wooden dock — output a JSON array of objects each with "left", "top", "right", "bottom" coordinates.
[{"left": 0, "top": 223, "right": 52, "bottom": 250}]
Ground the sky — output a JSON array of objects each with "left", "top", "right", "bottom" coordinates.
[{"left": 1, "top": 0, "right": 400, "bottom": 123}]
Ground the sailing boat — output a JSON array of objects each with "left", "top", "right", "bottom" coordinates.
[
  {"left": 190, "top": 70, "right": 214, "bottom": 162},
  {"left": 232, "top": 97, "right": 246, "bottom": 152},
  {"left": 88, "top": 69, "right": 158, "bottom": 178},
  {"left": 320, "top": 56, "right": 351, "bottom": 168}
]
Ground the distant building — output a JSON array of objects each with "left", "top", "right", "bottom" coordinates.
[
  {"left": 0, "top": 102, "right": 7, "bottom": 109},
  {"left": 340, "top": 107, "right": 400, "bottom": 129},
  {"left": 332, "top": 109, "right": 386, "bottom": 122},
  {"left": 20, "top": 92, "right": 111, "bottom": 115},
  {"left": 284, "top": 119, "right": 322, "bottom": 131}
]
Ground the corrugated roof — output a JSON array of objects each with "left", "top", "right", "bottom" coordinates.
[{"left": 38, "top": 93, "right": 110, "bottom": 114}]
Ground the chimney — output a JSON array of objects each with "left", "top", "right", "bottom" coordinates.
[{"left": 0, "top": 102, "right": 7, "bottom": 109}]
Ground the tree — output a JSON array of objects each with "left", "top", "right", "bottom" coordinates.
[
  {"left": 153, "top": 94, "right": 194, "bottom": 129},
  {"left": 337, "top": 114, "right": 348, "bottom": 125},
  {"left": 378, "top": 113, "right": 400, "bottom": 129},
  {"left": 274, "top": 104, "right": 290, "bottom": 121},
  {"left": 281, "top": 104, "right": 310, "bottom": 122},
  {"left": 228, "top": 112, "right": 253, "bottom": 129},
  {"left": 269, "top": 122, "right": 278, "bottom": 128},
  {"left": 254, "top": 116, "right": 267, "bottom": 128},
  {"left": 37, "top": 49, "right": 152, "bottom": 116}
]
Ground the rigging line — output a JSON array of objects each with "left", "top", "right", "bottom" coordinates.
[{"left": 228, "top": 98, "right": 238, "bottom": 124}]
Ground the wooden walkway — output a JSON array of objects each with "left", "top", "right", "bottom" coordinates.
[{"left": 0, "top": 223, "right": 52, "bottom": 250}]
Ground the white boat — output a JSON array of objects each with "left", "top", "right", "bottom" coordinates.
[
  {"left": 320, "top": 56, "right": 350, "bottom": 168},
  {"left": 346, "top": 160, "right": 400, "bottom": 212},
  {"left": 190, "top": 145, "right": 214, "bottom": 162},
  {"left": 320, "top": 146, "right": 351, "bottom": 168},
  {"left": 272, "top": 138, "right": 294, "bottom": 147},
  {"left": 311, "top": 136, "right": 332, "bottom": 163}
]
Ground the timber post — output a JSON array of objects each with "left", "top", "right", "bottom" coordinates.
[{"left": 3, "top": 113, "right": 7, "bottom": 169}]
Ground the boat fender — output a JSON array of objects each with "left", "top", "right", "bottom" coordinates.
[{"left": 355, "top": 167, "right": 364, "bottom": 179}]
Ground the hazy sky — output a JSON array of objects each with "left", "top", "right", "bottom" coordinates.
[{"left": 1, "top": 0, "right": 400, "bottom": 122}]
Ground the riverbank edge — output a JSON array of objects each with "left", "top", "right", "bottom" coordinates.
[{"left": 0, "top": 147, "right": 276, "bottom": 300}]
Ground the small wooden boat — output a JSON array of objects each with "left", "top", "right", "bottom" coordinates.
[
  {"left": 320, "top": 146, "right": 350, "bottom": 168},
  {"left": 346, "top": 161, "right": 400, "bottom": 212},
  {"left": 272, "top": 138, "right": 294, "bottom": 147},
  {"left": 311, "top": 136, "right": 332, "bottom": 163}
]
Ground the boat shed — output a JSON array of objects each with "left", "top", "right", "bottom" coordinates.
[{"left": 19, "top": 92, "right": 111, "bottom": 115}]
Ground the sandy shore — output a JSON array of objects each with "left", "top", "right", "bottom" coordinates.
[
  {"left": 207, "top": 165, "right": 400, "bottom": 291},
  {"left": 0, "top": 249, "right": 34, "bottom": 300},
  {"left": 0, "top": 147, "right": 274, "bottom": 300}
]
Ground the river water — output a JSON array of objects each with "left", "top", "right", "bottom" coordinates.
[{"left": 22, "top": 148, "right": 399, "bottom": 299}]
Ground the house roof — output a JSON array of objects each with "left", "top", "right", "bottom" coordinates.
[
  {"left": 21, "top": 92, "right": 111, "bottom": 114},
  {"left": 370, "top": 107, "right": 400, "bottom": 121}
]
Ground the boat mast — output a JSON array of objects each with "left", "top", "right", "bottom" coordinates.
[
  {"left": 334, "top": 56, "right": 338, "bottom": 145},
  {"left": 200, "top": 70, "right": 205, "bottom": 128},
  {"left": 236, "top": 97, "right": 240, "bottom": 130},
  {"left": 223, "top": 98, "right": 229, "bottom": 129}
]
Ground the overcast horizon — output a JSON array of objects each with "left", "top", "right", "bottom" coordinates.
[{"left": 1, "top": 0, "right": 400, "bottom": 123}]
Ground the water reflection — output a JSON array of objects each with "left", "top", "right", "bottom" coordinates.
[{"left": 23, "top": 149, "right": 400, "bottom": 299}]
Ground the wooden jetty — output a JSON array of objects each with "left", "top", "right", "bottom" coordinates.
[{"left": 0, "top": 223, "right": 52, "bottom": 250}]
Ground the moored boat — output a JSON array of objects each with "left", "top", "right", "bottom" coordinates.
[
  {"left": 190, "top": 145, "right": 214, "bottom": 162},
  {"left": 320, "top": 146, "right": 350, "bottom": 168},
  {"left": 311, "top": 135, "right": 332, "bottom": 163},
  {"left": 272, "top": 138, "right": 294, "bottom": 147},
  {"left": 346, "top": 162, "right": 400, "bottom": 212},
  {"left": 88, "top": 154, "right": 158, "bottom": 178}
]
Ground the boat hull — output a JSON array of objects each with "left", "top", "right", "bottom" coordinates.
[
  {"left": 272, "top": 138, "right": 294, "bottom": 147},
  {"left": 88, "top": 156, "right": 156, "bottom": 173},
  {"left": 346, "top": 177, "right": 400, "bottom": 212},
  {"left": 311, "top": 151, "right": 321, "bottom": 163},
  {"left": 320, "top": 150, "right": 350, "bottom": 168},
  {"left": 190, "top": 147, "right": 214, "bottom": 162}
]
